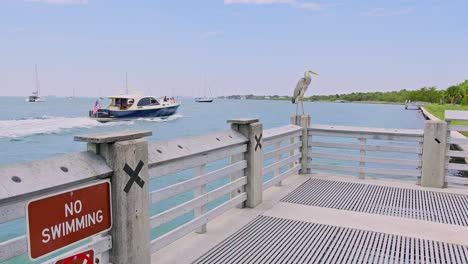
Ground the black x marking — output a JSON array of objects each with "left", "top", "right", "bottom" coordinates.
[
  {"left": 434, "top": 138, "right": 441, "bottom": 144},
  {"left": 255, "top": 133, "right": 263, "bottom": 151},
  {"left": 123, "top": 161, "right": 145, "bottom": 193}
]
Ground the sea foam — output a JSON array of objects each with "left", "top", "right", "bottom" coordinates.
[{"left": 0, "top": 114, "right": 183, "bottom": 138}]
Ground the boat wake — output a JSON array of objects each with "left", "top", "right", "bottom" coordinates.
[
  {"left": 0, "top": 116, "right": 119, "bottom": 138},
  {"left": 0, "top": 114, "right": 183, "bottom": 138}
]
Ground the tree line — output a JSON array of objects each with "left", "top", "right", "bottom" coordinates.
[{"left": 307, "top": 80, "right": 468, "bottom": 104}]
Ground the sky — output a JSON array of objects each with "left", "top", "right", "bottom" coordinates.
[{"left": 0, "top": 0, "right": 467, "bottom": 97}]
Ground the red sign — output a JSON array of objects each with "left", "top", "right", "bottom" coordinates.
[
  {"left": 55, "top": 250, "right": 94, "bottom": 264},
  {"left": 27, "top": 181, "right": 112, "bottom": 260}
]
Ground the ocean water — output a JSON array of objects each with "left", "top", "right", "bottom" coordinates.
[{"left": 0, "top": 97, "right": 428, "bottom": 263}]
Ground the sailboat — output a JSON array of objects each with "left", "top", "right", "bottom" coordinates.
[
  {"left": 195, "top": 77, "right": 214, "bottom": 103},
  {"left": 26, "top": 65, "right": 45, "bottom": 102},
  {"left": 67, "top": 88, "right": 76, "bottom": 99}
]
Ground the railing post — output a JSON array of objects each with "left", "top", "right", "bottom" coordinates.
[
  {"left": 228, "top": 118, "right": 263, "bottom": 208},
  {"left": 75, "top": 131, "right": 152, "bottom": 264},
  {"left": 359, "top": 138, "right": 367, "bottom": 179},
  {"left": 290, "top": 115, "right": 311, "bottom": 174},
  {"left": 421, "top": 121, "right": 447, "bottom": 188},
  {"left": 194, "top": 164, "right": 207, "bottom": 233}
]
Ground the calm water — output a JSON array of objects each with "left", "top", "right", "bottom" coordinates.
[
  {"left": 0, "top": 97, "right": 426, "bottom": 263},
  {"left": 0, "top": 97, "right": 425, "bottom": 166}
]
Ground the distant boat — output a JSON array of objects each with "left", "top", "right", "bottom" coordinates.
[
  {"left": 26, "top": 65, "right": 45, "bottom": 102},
  {"left": 195, "top": 77, "right": 214, "bottom": 103}
]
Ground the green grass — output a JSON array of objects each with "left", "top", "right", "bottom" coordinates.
[
  {"left": 424, "top": 104, "right": 468, "bottom": 120},
  {"left": 424, "top": 104, "right": 468, "bottom": 136}
]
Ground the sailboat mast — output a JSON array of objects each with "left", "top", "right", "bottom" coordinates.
[
  {"left": 34, "top": 64, "right": 40, "bottom": 95},
  {"left": 125, "top": 72, "right": 128, "bottom": 94}
]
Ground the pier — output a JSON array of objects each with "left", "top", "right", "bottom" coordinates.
[{"left": 1, "top": 113, "right": 468, "bottom": 263}]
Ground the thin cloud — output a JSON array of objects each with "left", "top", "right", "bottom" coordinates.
[
  {"left": 25, "top": 0, "right": 88, "bottom": 5},
  {"left": 224, "top": 0, "right": 333, "bottom": 11},
  {"left": 8, "top": 27, "right": 26, "bottom": 33},
  {"left": 363, "top": 7, "right": 413, "bottom": 17},
  {"left": 200, "top": 31, "right": 224, "bottom": 39},
  {"left": 224, "top": 0, "right": 295, "bottom": 5}
]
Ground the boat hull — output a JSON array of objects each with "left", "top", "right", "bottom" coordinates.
[
  {"left": 195, "top": 98, "right": 213, "bottom": 103},
  {"left": 90, "top": 105, "right": 179, "bottom": 122}
]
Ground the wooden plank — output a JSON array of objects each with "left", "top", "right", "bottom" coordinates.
[
  {"left": 150, "top": 160, "right": 246, "bottom": 203},
  {"left": 446, "top": 176, "right": 468, "bottom": 185},
  {"left": 0, "top": 201, "right": 25, "bottom": 224},
  {"left": 150, "top": 193, "right": 247, "bottom": 253},
  {"left": 445, "top": 110, "right": 468, "bottom": 121},
  {"left": 264, "top": 142, "right": 302, "bottom": 160},
  {"left": 310, "top": 163, "right": 420, "bottom": 177},
  {"left": 310, "top": 141, "right": 422, "bottom": 154},
  {"left": 0, "top": 151, "right": 112, "bottom": 205},
  {"left": 446, "top": 163, "right": 468, "bottom": 172},
  {"left": 448, "top": 137, "right": 468, "bottom": 145},
  {"left": 263, "top": 133, "right": 301, "bottom": 148},
  {"left": 148, "top": 130, "right": 247, "bottom": 167},
  {"left": 263, "top": 125, "right": 303, "bottom": 142},
  {"left": 309, "top": 130, "right": 423, "bottom": 142},
  {"left": 0, "top": 235, "right": 27, "bottom": 262},
  {"left": 263, "top": 153, "right": 301, "bottom": 175},
  {"left": 149, "top": 144, "right": 247, "bottom": 179},
  {"left": 74, "top": 130, "right": 152, "bottom": 143},
  {"left": 448, "top": 125, "right": 468, "bottom": 132},
  {"left": 447, "top": 150, "right": 468, "bottom": 158},
  {"left": 309, "top": 124, "right": 423, "bottom": 138},
  {"left": 309, "top": 152, "right": 420, "bottom": 166},
  {"left": 150, "top": 177, "right": 247, "bottom": 229},
  {"left": 194, "top": 165, "right": 207, "bottom": 234},
  {"left": 263, "top": 164, "right": 301, "bottom": 190}
]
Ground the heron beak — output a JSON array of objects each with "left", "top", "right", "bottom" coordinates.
[{"left": 309, "top": 71, "right": 319, "bottom": 75}]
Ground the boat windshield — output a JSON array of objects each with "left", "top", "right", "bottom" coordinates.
[{"left": 112, "top": 97, "right": 134, "bottom": 110}]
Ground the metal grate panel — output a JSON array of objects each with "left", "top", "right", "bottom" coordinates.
[
  {"left": 193, "top": 216, "right": 468, "bottom": 264},
  {"left": 281, "top": 178, "right": 468, "bottom": 226}
]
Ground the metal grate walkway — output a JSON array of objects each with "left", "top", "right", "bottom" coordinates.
[
  {"left": 281, "top": 178, "right": 468, "bottom": 226},
  {"left": 194, "top": 215, "right": 468, "bottom": 264}
]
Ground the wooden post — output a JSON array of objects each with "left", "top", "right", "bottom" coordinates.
[
  {"left": 228, "top": 118, "right": 263, "bottom": 208},
  {"left": 290, "top": 115, "right": 311, "bottom": 174},
  {"left": 421, "top": 121, "right": 447, "bottom": 188},
  {"left": 274, "top": 141, "right": 282, "bottom": 186},
  {"left": 75, "top": 131, "right": 152, "bottom": 264}
]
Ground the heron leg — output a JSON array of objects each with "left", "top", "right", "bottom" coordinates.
[
  {"left": 295, "top": 102, "right": 298, "bottom": 116},
  {"left": 301, "top": 101, "right": 305, "bottom": 114}
]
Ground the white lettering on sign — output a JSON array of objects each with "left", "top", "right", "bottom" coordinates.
[{"left": 41, "top": 199, "right": 104, "bottom": 243}]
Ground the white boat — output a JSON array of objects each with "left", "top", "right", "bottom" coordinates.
[
  {"left": 89, "top": 94, "right": 180, "bottom": 123},
  {"left": 67, "top": 88, "right": 76, "bottom": 100},
  {"left": 195, "top": 77, "right": 214, "bottom": 103},
  {"left": 26, "top": 65, "right": 45, "bottom": 102}
]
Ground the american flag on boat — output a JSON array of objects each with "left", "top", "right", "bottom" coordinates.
[{"left": 92, "top": 99, "right": 100, "bottom": 115}]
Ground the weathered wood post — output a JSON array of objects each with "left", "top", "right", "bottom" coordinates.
[
  {"left": 290, "top": 115, "right": 311, "bottom": 174},
  {"left": 228, "top": 118, "right": 263, "bottom": 208},
  {"left": 421, "top": 121, "right": 447, "bottom": 188},
  {"left": 75, "top": 131, "right": 152, "bottom": 264}
]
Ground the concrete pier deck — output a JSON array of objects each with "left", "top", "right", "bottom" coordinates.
[{"left": 152, "top": 173, "right": 468, "bottom": 264}]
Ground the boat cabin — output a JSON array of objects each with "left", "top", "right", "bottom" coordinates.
[{"left": 107, "top": 95, "right": 160, "bottom": 110}]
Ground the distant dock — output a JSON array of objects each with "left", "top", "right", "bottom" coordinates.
[{"left": 405, "top": 100, "right": 430, "bottom": 110}]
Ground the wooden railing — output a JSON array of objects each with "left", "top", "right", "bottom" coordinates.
[
  {"left": 262, "top": 125, "right": 302, "bottom": 190},
  {"left": 445, "top": 110, "right": 468, "bottom": 186},
  {"left": 147, "top": 130, "right": 249, "bottom": 253},
  {"left": 308, "top": 124, "right": 424, "bottom": 180},
  {"left": 2, "top": 113, "right": 468, "bottom": 263}
]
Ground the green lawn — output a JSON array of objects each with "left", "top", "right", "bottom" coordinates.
[
  {"left": 424, "top": 104, "right": 468, "bottom": 136},
  {"left": 424, "top": 104, "right": 468, "bottom": 120}
]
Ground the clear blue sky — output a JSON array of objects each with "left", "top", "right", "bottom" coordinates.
[{"left": 0, "top": 0, "right": 467, "bottom": 97}]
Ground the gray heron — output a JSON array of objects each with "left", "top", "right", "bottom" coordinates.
[{"left": 292, "top": 70, "right": 318, "bottom": 115}]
